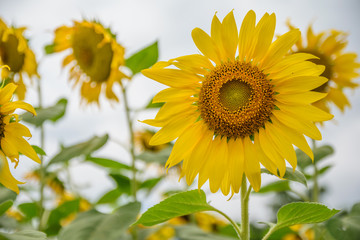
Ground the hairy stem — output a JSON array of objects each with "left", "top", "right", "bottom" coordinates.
[{"left": 240, "top": 175, "right": 250, "bottom": 240}]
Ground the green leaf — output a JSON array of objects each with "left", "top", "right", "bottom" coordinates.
[
  {"left": 31, "top": 145, "right": 46, "bottom": 156},
  {"left": 58, "top": 202, "right": 140, "bottom": 240},
  {"left": 0, "top": 187, "right": 17, "bottom": 204},
  {"left": 137, "top": 147, "right": 172, "bottom": 165},
  {"left": 175, "top": 225, "right": 237, "bottom": 240},
  {"left": 109, "top": 174, "right": 131, "bottom": 195},
  {"left": 261, "top": 167, "right": 307, "bottom": 187},
  {"left": 318, "top": 165, "right": 333, "bottom": 176},
  {"left": 44, "top": 43, "right": 56, "bottom": 54},
  {"left": 145, "top": 98, "right": 165, "bottom": 109},
  {"left": 85, "top": 156, "right": 131, "bottom": 170},
  {"left": 96, "top": 188, "right": 122, "bottom": 205},
  {"left": 256, "top": 181, "right": 290, "bottom": 194},
  {"left": 138, "top": 177, "right": 163, "bottom": 193},
  {"left": 0, "top": 200, "right": 13, "bottom": 216},
  {"left": 45, "top": 199, "right": 80, "bottom": 236},
  {"left": 48, "top": 134, "right": 109, "bottom": 165},
  {"left": 323, "top": 202, "right": 360, "bottom": 240},
  {"left": 297, "top": 145, "right": 334, "bottom": 170},
  {"left": 125, "top": 41, "right": 158, "bottom": 75},
  {"left": 134, "top": 190, "right": 214, "bottom": 226},
  {"left": 18, "top": 202, "right": 39, "bottom": 220},
  {"left": 270, "top": 202, "right": 339, "bottom": 235},
  {"left": 21, "top": 98, "right": 68, "bottom": 127},
  {"left": 0, "top": 230, "right": 47, "bottom": 240}
]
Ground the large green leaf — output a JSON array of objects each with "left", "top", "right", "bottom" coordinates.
[
  {"left": 85, "top": 156, "right": 131, "bottom": 171},
  {"left": 48, "top": 135, "right": 108, "bottom": 165},
  {"left": 58, "top": 202, "right": 140, "bottom": 240},
  {"left": 21, "top": 98, "right": 68, "bottom": 127},
  {"left": 134, "top": 190, "right": 214, "bottom": 226},
  {"left": 0, "top": 200, "right": 13, "bottom": 216},
  {"left": 266, "top": 202, "right": 339, "bottom": 237},
  {"left": 261, "top": 167, "right": 307, "bottom": 187},
  {"left": 125, "top": 41, "right": 158, "bottom": 75},
  {"left": 256, "top": 181, "right": 291, "bottom": 194},
  {"left": 0, "top": 230, "right": 47, "bottom": 240}
]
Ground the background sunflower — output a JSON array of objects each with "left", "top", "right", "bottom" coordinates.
[{"left": 0, "top": 18, "right": 39, "bottom": 100}]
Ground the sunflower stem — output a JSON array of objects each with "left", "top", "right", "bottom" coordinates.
[
  {"left": 37, "top": 78, "right": 46, "bottom": 231},
  {"left": 240, "top": 175, "right": 250, "bottom": 240},
  {"left": 122, "top": 85, "right": 137, "bottom": 202},
  {"left": 312, "top": 139, "right": 319, "bottom": 202}
]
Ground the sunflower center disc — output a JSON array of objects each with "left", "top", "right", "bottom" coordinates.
[
  {"left": 199, "top": 61, "right": 275, "bottom": 139},
  {"left": 0, "top": 115, "right": 5, "bottom": 139},
  {"left": 0, "top": 34, "right": 25, "bottom": 73},
  {"left": 219, "top": 80, "right": 252, "bottom": 111},
  {"left": 72, "top": 26, "right": 113, "bottom": 83}
]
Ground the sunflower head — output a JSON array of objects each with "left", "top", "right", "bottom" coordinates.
[
  {"left": 288, "top": 21, "right": 360, "bottom": 114},
  {"left": 0, "top": 18, "right": 39, "bottom": 100},
  {"left": 0, "top": 77, "right": 40, "bottom": 193},
  {"left": 141, "top": 10, "right": 333, "bottom": 196},
  {"left": 50, "top": 20, "right": 127, "bottom": 105}
]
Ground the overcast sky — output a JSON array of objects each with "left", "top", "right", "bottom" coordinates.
[{"left": 1, "top": 0, "right": 360, "bottom": 222}]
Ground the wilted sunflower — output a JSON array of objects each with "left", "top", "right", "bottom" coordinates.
[
  {"left": 288, "top": 22, "right": 360, "bottom": 114},
  {"left": 0, "top": 80, "right": 40, "bottom": 193},
  {"left": 49, "top": 20, "right": 127, "bottom": 105},
  {"left": 142, "top": 10, "right": 333, "bottom": 195},
  {"left": 0, "top": 18, "right": 39, "bottom": 100}
]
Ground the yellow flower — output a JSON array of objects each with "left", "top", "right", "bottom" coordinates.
[
  {"left": 288, "top": 22, "right": 360, "bottom": 114},
  {"left": 0, "top": 18, "right": 39, "bottom": 100},
  {"left": 146, "top": 226, "right": 175, "bottom": 240},
  {"left": 0, "top": 81, "right": 40, "bottom": 193},
  {"left": 50, "top": 20, "right": 127, "bottom": 105},
  {"left": 194, "top": 212, "right": 226, "bottom": 232},
  {"left": 142, "top": 10, "right": 333, "bottom": 195},
  {"left": 135, "top": 130, "right": 170, "bottom": 152}
]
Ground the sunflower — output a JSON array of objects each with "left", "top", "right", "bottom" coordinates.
[
  {"left": 0, "top": 18, "right": 39, "bottom": 100},
  {"left": 50, "top": 20, "right": 127, "bottom": 105},
  {"left": 0, "top": 80, "right": 40, "bottom": 193},
  {"left": 288, "top": 22, "right": 360, "bottom": 114},
  {"left": 142, "top": 11, "right": 333, "bottom": 195}
]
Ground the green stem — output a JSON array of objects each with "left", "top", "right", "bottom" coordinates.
[
  {"left": 240, "top": 175, "right": 250, "bottom": 240},
  {"left": 37, "top": 78, "right": 46, "bottom": 231},
  {"left": 212, "top": 209, "right": 242, "bottom": 239},
  {"left": 122, "top": 85, "right": 137, "bottom": 202},
  {"left": 312, "top": 139, "right": 319, "bottom": 202},
  {"left": 262, "top": 225, "right": 276, "bottom": 240}
]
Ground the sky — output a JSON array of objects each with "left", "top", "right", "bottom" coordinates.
[{"left": 1, "top": 0, "right": 360, "bottom": 222}]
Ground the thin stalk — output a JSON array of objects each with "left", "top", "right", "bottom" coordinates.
[
  {"left": 37, "top": 78, "right": 46, "bottom": 231},
  {"left": 122, "top": 85, "right": 138, "bottom": 240},
  {"left": 262, "top": 225, "right": 276, "bottom": 240},
  {"left": 312, "top": 139, "right": 319, "bottom": 202},
  {"left": 240, "top": 175, "right": 250, "bottom": 240},
  {"left": 122, "top": 85, "right": 137, "bottom": 202},
  {"left": 212, "top": 208, "right": 242, "bottom": 239}
]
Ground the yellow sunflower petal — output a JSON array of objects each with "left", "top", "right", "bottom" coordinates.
[
  {"left": 0, "top": 151, "right": 24, "bottom": 194},
  {"left": 0, "top": 83, "right": 17, "bottom": 105},
  {"left": 192, "top": 28, "right": 221, "bottom": 64},
  {"left": 1, "top": 101, "right": 36, "bottom": 115},
  {"left": 238, "top": 10, "right": 256, "bottom": 61},
  {"left": 243, "top": 137, "right": 261, "bottom": 192},
  {"left": 152, "top": 88, "right": 198, "bottom": 103},
  {"left": 221, "top": 10, "right": 238, "bottom": 60}
]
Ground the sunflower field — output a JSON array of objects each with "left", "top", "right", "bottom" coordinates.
[{"left": 0, "top": 1, "right": 359, "bottom": 240}]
